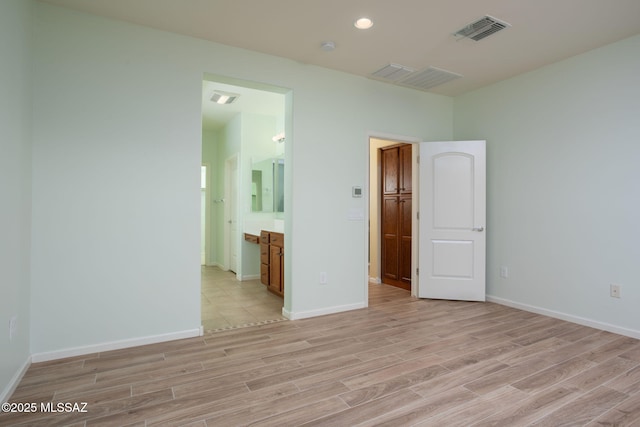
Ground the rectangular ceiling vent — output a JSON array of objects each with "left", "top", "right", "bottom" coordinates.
[
  {"left": 371, "top": 63, "right": 414, "bottom": 82},
  {"left": 398, "top": 67, "right": 462, "bottom": 91},
  {"left": 454, "top": 15, "right": 510, "bottom": 41}
]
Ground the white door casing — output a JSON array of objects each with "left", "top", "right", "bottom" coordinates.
[{"left": 418, "top": 140, "right": 486, "bottom": 301}]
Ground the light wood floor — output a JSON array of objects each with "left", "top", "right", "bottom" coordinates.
[{"left": 4, "top": 284, "right": 640, "bottom": 426}]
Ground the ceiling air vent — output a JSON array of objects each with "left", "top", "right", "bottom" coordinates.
[
  {"left": 398, "top": 67, "right": 462, "bottom": 91},
  {"left": 371, "top": 63, "right": 414, "bottom": 82},
  {"left": 454, "top": 15, "right": 510, "bottom": 41}
]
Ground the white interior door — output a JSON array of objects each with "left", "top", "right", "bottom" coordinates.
[
  {"left": 418, "top": 140, "right": 486, "bottom": 301},
  {"left": 224, "top": 155, "right": 239, "bottom": 273},
  {"left": 229, "top": 159, "right": 238, "bottom": 273}
]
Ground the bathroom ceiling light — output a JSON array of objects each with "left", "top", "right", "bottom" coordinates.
[
  {"left": 210, "top": 90, "right": 240, "bottom": 105},
  {"left": 354, "top": 17, "right": 373, "bottom": 30}
]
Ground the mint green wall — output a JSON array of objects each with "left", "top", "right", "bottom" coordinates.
[
  {"left": 454, "top": 35, "right": 640, "bottom": 336},
  {"left": 0, "top": 0, "right": 33, "bottom": 400},
  {"left": 7, "top": 0, "right": 636, "bottom": 392},
  {"left": 29, "top": 2, "right": 452, "bottom": 355}
]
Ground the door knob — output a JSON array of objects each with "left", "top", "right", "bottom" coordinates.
[{"left": 472, "top": 227, "right": 484, "bottom": 232}]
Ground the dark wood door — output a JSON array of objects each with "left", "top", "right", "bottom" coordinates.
[{"left": 380, "top": 144, "right": 412, "bottom": 290}]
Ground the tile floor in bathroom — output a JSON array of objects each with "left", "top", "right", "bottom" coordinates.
[{"left": 201, "top": 265, "right": 286, "bottom": 332}]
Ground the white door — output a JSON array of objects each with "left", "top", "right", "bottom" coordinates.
[
  {"left": 229, "top": 159, "right": 238, "bottom": 273},
  {"left": 418, "top": 141, "right": 486, "bottom": 301}
]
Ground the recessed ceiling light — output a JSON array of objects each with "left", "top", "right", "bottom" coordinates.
[{"left": 354, "top": 17, "right": 373, "bottom": 30}]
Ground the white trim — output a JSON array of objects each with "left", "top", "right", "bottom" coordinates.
[
  {"left": 31, "top": 328, "right": 201, "bottom": 363},
  {"left": 487, "top": 295, "right": 640, "bottom": 340},
  {"left": 369, "top": 276, "right": 382, "bottom": 284},
  {"left": 239, "top": 274, "right": 260, "bottom": 281},
  {"left": 282, "top": 302, "right": 366, "bottom": 320},
  {"left": 0, "top": 356, "right": 31, "bottom": 403}
]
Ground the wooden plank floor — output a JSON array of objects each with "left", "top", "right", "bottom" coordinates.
[{"left": 3, "top": 284, "right": 640, "bottom": 426}]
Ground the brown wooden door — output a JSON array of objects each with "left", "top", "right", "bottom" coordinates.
[{"left": 380, "top": 144, "right": 412, "bottom": 290}]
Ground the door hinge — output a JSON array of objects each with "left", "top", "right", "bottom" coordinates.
[
  {"left": 416, "top": 268, "right": 419, "bottom": 276},
  {"left": 417, "top": 155, "right": 420, "bottom": 164},
  {"left": 417, "top": 211, "right": 420, "bottom": 220}
]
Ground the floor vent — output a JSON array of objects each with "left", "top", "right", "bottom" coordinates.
[
  {"left": 399, "top": 67, "right": 462, "bottom": 91},
  {"left": 454, "top": 15, "right": 510, "bottom": 41}
]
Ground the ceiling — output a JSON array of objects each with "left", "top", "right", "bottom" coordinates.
[{"left": 40, "top": 0, "right": 640, "bottom": 129}]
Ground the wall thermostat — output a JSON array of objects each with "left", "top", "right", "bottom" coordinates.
[{"left": 352, "top": 186, "right": 363, "bottom": 198}]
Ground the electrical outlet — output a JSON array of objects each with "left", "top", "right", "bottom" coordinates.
[
  {"left": 9, "top": 316, "right": 17, "bottom": 341},
  {"left": 319, "top": 272, "right": 328, "bottom": 285},
  {"left": 500, "top": 266, "right": 509, "bottom": 279},
  {"left": 610, "top": 284, "right": 621, "bottom": 298}
]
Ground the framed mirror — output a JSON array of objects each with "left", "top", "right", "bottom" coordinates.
[{"left": 251, "top": 157, "right": 284, "bottom": 213}]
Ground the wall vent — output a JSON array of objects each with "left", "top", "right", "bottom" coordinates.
[
  {"left": 454, "top": 15, "right": 510, "bottom": 41},
  {"left": 399, "top": 67, "right": 462, "bottom": 91}
]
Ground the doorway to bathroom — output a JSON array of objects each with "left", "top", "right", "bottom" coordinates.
[{"left": 200, "top": 75, "right": 289, "bottom": 331}]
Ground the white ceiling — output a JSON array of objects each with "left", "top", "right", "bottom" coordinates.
[{"left": 40, "top": 0, "right": 640, "bottom": 126}]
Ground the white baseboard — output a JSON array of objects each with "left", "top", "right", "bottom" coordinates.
[
  {"left": 369, "top": 277, "right": 382, "bottom": 284},
  {"left": 487, "top": 295, "right": 640, "bottom": 340},
  {"left": 240, "top": 274, "right": 260, "bottom": 281},
  {"left": 283, "top": 302, "right": 366, "bottom": 320},
  {"left": 31, "top": 328, "right": 202, "bottom": 363},
  {"left": 1, "top": 356, "right": 31, "bottom": 403}
]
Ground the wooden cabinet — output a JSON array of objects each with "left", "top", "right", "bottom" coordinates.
[
  {"left": 381, "top": 144, "right": 412, "bottom": 290},
  {"left": 260, "top": 230, "right": 284, "bottom": 297}
]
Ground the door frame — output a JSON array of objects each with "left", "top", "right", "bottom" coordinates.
[{"left": 366, "top": 132, "right": 421, "bottom": 305}]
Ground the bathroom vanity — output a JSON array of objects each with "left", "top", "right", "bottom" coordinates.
[{"left": 244, "top": 229, "right": 284, "bottom": 297}]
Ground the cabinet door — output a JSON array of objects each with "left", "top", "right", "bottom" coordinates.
[
  {"left": 400, "top": 144, "right": 412, "bottom": 194},
  {"left": 381, "top": 196, "right": 399, "bottom": 281},
  {"left": 269, "top": 244, "right": 283, "bottom": 295},
  {"left": 381, "top": 147, "right": 399, "bottom": 195},
  {"left": 260, "top": 243, "right": 269, "bottom": 286}
]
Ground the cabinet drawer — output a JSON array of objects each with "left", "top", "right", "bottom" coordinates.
[
  {"left": 260, "top": 230, "right": 270, "bottom": 244},
  {"left": 260, "top": 244, "right": 269, "bottom": 265},
  {"left": 270, "top": 232, "right": 284, "bottom": 248},
  {"left": 244, "top": 233, "right": 259, "bottom": 244},
  {"left": 260, "top": 263, "right": 269, "bottom": 286}
]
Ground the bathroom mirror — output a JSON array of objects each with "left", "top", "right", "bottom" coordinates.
[{"left": 251, "top": 157, "right": 284, "bottom": 213}]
